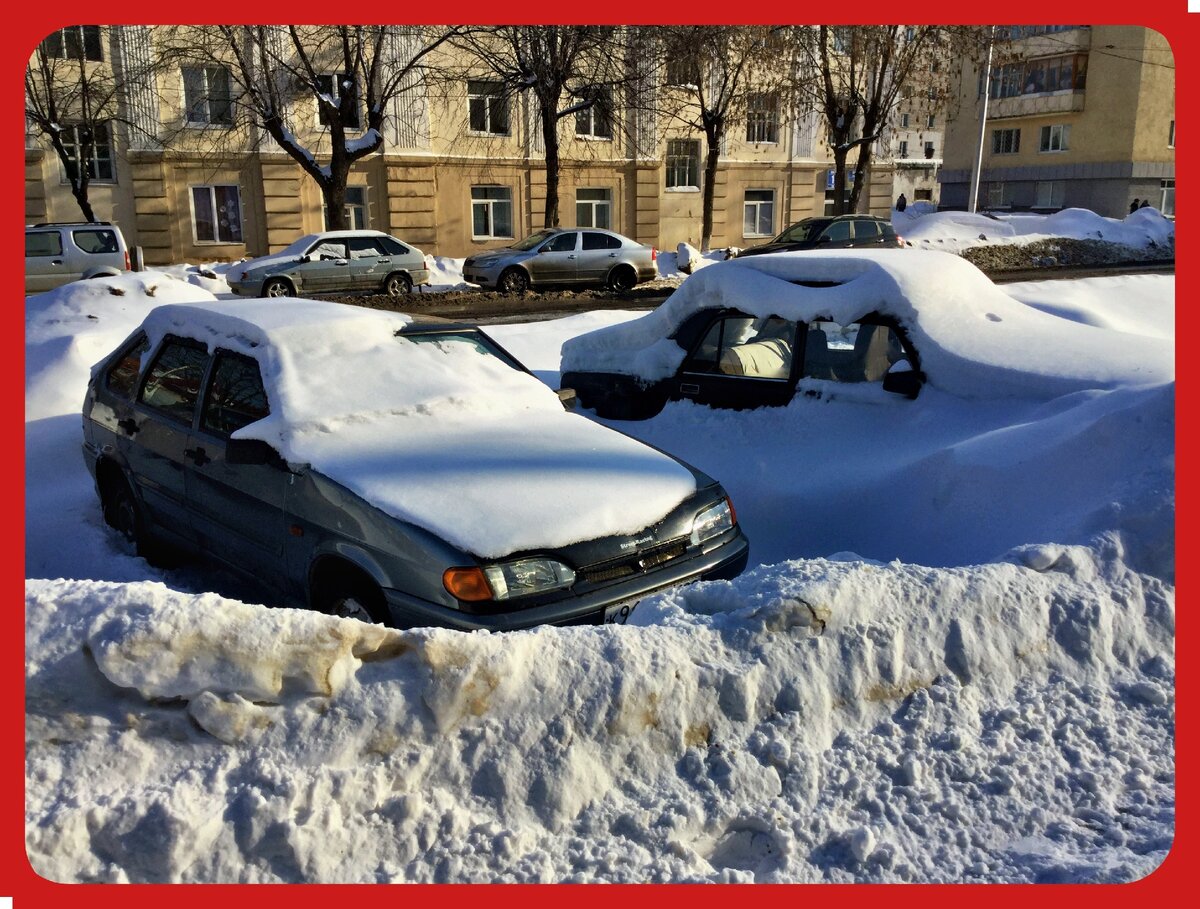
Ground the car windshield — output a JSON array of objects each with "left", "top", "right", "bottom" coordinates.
[
  {"left": 401, "top": 331, "right": 525, "bottom": 371},
  {"left": 509, "top": 229, "right": 558, "bottom": 252},
  {"left": 773, "top": 220, "right": 826, "bottom": 244}
]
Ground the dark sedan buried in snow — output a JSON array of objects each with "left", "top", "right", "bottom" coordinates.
[{"left": 83, "top": 299, "right": 747, "bottom": 631}]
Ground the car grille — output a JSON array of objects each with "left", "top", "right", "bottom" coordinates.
[{"left": 578, "top": 539, "right": 688, "bottom": 585}]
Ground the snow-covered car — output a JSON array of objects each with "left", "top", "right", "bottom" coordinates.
[
  {"left": 82, "top": 299, "right": 749, "bottom": 630},
  {"left": 560, "top": 248, "right": 1173, "bottom": 419},
  {"left": 463, "top": 227, "right": 658, "bottom": 294},
  {"left": 227, "top": 230, "right": 431, "bottom": 298}
]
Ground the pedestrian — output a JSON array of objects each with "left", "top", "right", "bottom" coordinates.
[
  {"left": 1140, "top": 199, "right": 1151, "bottom": 209},
  {"left": 1130, "top": 199, "right": 1140, "bottom": 214},
  {"left": 896, "top": 193, "right": 907, "bottom": 212}
]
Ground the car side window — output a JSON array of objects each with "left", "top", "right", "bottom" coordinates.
[
  {"left": 685, "top": 314, "right": 796, "bottom": 380},
  {"left": 201, "top": 352, "right": 270, "bottom": 437},
  {"left": 802, "top": 320, "right": 908, "bottom": 383},
  {"left": 378, "top": 237, "right": 410, "bottom": 256},
  {"left": 582, "top": 232, "right": 621, "bottom": 250},
  {"left": 311, "top": 241, "right": 347, "bottom": 260},
  {"left": 73, "top": 229, "right": 120, "bottom": 254},
  {"left": 542, "top": 232, "right": 578, "bottom": 253},
  {"left": 821, "top": 221, "right": 852, "bottom": 243},
  {"left": 105, "top": 334, "right": 150, "bottom": 399},
  {"left": 26, "top": 232, "right": 63, "bottom": 257},
  {"left": 853, "top": 220, "right": 880, "bottom": 240},
  {"left": 139, "top": 338, "right": 210, "bottom": 425},
  {"left": 347, "top": 237, "right": 382, "bottom": 259}
]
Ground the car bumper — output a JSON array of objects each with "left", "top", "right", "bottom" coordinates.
[
  {"left": 411, "top": 268, "right": 432, "bottom": 286},
  {"left": 462, "top": 265, "right": 503, "bottom": 287},
  {"left": 228, "top": 280, "right": 263, "bottom": 297},
  {"left": 380, "top": 528, "right": 749, "bottom": 631}
]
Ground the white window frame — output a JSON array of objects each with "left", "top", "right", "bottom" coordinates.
[
  {"left": 1169, "top": 119, "right": 1175, "bottom": 148},
  {"left": 189, "top": 184, "right": 244, "bottom": 245},
  {"left": 60, "top": 122, "right": 115, "bottom": 184},
  {"left": 746, "top": 93, "right": 779, "bottom": 144},
  {"left": 924, "top": 140, "right": 936, "bottom": 159},
  {"left": 987, "top": 182, "right": 1015, "bottom": 209},
  {"left": 665, "top": 139, "right": 701, "bottom": 191},
  {"left": 575, "top": 188, "right": 612, "bottom": 229},
  {"left": 1039, "top": 123, "right": 1071, "bottom": 153},
  {"left": 1035, "top": 180, "right": 1065, "bottom": 208},
  {"left": 467, "top": 80, "right": 509, "bottom": 136},
  {"left": 992, "top": 128, "right": 1020, "bottom": 155},
  {"left": 898, "top": 140, "right": 908, "bottom": 159},
  {"left": 575, "top": 89, "right": 613, "bottom": 140},
  {"left": 901, "top": 112, "right": 910, "bottom": 128},
  {"left": 325, "top": 185, "right": 369, "bottom": 230},
  {"left": 1161, "top": 179, "right": 1175, "bottom": 217},
  {"left": 182, "top": 65, "right": 233, "bottom": 127},
  {"left": 471, "top": 185, "right": 514, "bottom": 240},
  {"left": 742, "top": 189, "right": 775, "bottom": 239},
  {"left": 314, "top": 73, "right": 361, "bottom": 130},
  {"left": 926, "top": 113, "right": 936, "bottom": 128}
]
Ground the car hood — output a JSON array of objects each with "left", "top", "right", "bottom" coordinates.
[
  {"left": 464, "top": 248, "right": 536, "bottom": 266},
  {"left": 231, "top": 255, "right": 306, "bottom": 280}
]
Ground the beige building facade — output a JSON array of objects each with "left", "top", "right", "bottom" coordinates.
[
  {"left": 939, "top": 25, "right": 1175, "bottom": 217},
  {"left": 26, "top": 26, "right": 899, "bottom": 266}
]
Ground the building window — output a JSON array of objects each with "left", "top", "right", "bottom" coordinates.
[
  {"left": 665, "top": 139, "right": 700, "bottom": 189},
  {"left": 1169, "top": 120, "right": 1175, "bottom": 148},
  {"left": 1161, "top": 179, "right": 1175, "bottom": 217},
  {"left": 991, "top": 128, "right": 1021, "bottom": 155},
  {"left": 901, "top": 112, "right": 910, "bottom": 128},
  {"left": 987, "top": 182, "right": 1015, "bottom": 208},
  {"left": 1035, "top": 181, "right": 1065, "bottom": 208},
  {"left": 183, "top": 65, "right": 233, "bottom": 126},
  {"left": 914, "top": 188, "right": 933, "bottom": 201},
  {"left": 898, "top": 140, "right": 908, "bottom": 158},
  {"left": 42, "top": 26, "right": 102, "bottom": 61},
  {"left": 665, "top": 59, "right": 701, "bottom": 88},
  {"left": 924, "top": 141, "right": 936, "bottom": 159},
  {"left": 990, "top": 54, "right": 1087, "bottom": 100},
  {"left": 191, "top": 185, "right": 243, "bottom": 244},
  {"left": 575, "top": 88, "right": 613, "bottom": 139},
  {"left": 468, "top": 80, "right": 509, "bottom": 135},
  {"left": 61, "top": 123, "right": 114, "bottom": 183},
  {"left": 315, "top": 73, "right": 360, "bottom": 129},
  {"left": 926, "top": 114, "right": 936, "bottom": 129},
  {"left": 576, "top": 188, "right": 612, "bottom": 228},
  {"left": 743, "top": 189, "right": 775, "bottom": 238},
  {"left": 325, "top": 186, "right": 368, "bottom": 230},
  {"left": 471, "top": 186, "right": 513, "bottom": 238},
  {"left": 746, "top": 93, "right": 779, "bottom": 144},
  {"left": 1039, "top": 124, "right": 1070, "bottom": 152}
]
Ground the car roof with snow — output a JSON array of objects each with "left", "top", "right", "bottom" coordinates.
[
  {"left": 560, "top": 248, "right": 1173, "bottom": 399},
  {"left": 136, "top": 298, "right": 697, "bottom": 557}
]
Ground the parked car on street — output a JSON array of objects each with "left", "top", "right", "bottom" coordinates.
[
  {"left": 227, "top": 230, "right": 431, "bottom": 298},
  {"left": 463, "top": 227, "right": 658, "bottom": 294},
  {"left": 560, "top": 248, "right": 1165, "bottom": 419},
  {"left": 83, "top": 299, "right": 748, "bottom": 631},
  {"left": 736, "top": 214, "right": 902, "bottom": 257},
  {"left": 25, "top": 222, "right": 130, "bottom": 293}
]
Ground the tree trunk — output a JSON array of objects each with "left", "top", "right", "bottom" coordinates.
[
  {"left": 321, "top": 167, "right": 349, "bottom": 230},
  {"left": 70, "top": 185, "right": 97, "bottom": 223},
  {"left": 831, "top": 145, "right": 850, "bottom": 215},
  {"left": 701, "top": 135, "right": 721, "bottom": 251},
  {"left": 848, "top": 145, "right": 872, "bottom": 213},
  {"left": 541, "top": 99, "right": 561, "bottom": 229}
]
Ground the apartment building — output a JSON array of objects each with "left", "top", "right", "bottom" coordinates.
[
  {"left": 25, "top": 26, "right": 897, "bottom": 266},
  {"left": 939, "top": 25, "right": 1175, "bottom": 217}
]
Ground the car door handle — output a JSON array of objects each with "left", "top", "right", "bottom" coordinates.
[
  {"left": 680, "top": 383, "right": 700, "bottom": 396},
  {"left": 335, "top": 260, "right": 349, "bottom": 266},
  {"left": 608, "top": 253, "right": 617, "bottom": 257},
  {"left": 376, "top": 258, "right": 391, "bottom": 264},
  {"left": 567, "top": 255, "right": 576, "bottom": 259},
  {"left": 184, "top": 447, "right": 211, "bottom": 466},
  {"left": 51, "top": 259, "right": 63, "bottom": 265},
  {"left": 117, "top": 418, "right": 139, "bottom": 436}
]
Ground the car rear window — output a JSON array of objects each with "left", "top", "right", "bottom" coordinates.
[
  {"left": 582, "top": 232, "right": 621, "bottom": 250},
  {"left": 854, "top": 220, "right": 881, "bottom": 239},
  {"left": 73, "top": 229, "right": 120, "bottom": 255},
  {"left": 105, "top": 334, "right": 150, "bottom": 399},
  {"left": 140, "top": 338, "right": 209, "bottom": 425},
  {"left": 378, "top": 237, "right": 411, "bottom": 256},
  {"left": 26, "top": 232, "right": 63, "bottom": 257},
  {"left": 348, "top": 237, "right": 384, "bottom": 259}
]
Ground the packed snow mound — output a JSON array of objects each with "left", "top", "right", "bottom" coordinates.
[
  {"left": 137, "top": 300, "right": 697, "bottom": 557},
  {"left": 26, "top": 536, "right": 1174, "bottom": 882},
  {"left": 896, "top": 207, "right": 1174, "bottom": 254},
  {"left": 1003, "top": 275, "right": 1174, "bottom": 340},
  {"left": 560, "top": 250, "right": 1173, "bottom": 398}
]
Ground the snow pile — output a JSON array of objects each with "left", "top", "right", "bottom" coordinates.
[
  {"left": 895, "top": 207, "right": 1175, "bottom": 256},
  {"left": 425, "top": 255, "right": 473, "bottom": 290},
  {"left": 26, "top": 534, "right": 1173, "bottom": 882},
  {"left": 155, "top": 261, "right": 237, "bottom": 296},
  {"left": 560, "top": 250, "right": 1173, "bottom": 399}
]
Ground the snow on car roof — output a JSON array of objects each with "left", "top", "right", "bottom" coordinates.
[
  {"left": 139, "top": 299, "right": 696, "bottom": 557},
  {"left": 560, "top": 248, "right": 1173, "bottom": 399}
]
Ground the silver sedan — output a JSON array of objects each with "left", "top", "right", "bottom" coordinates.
[{"left": 463, "top": 228, "right": 658, "bottom": 294}]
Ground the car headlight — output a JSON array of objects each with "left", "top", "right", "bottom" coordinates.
[
  {"left": 443, "top": 558, "right": 575, "bottom": 602},
  {"left": 691, "top": 497, "right": 736, "bottom": 545},
  {"left": 476, "top": 257, "right": 500, "bottom": 268}
]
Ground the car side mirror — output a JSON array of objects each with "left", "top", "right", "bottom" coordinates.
[
  {"left": 882, "top": 361, "right": 923, "bottom": 399},
  {"left": 557, "top": 387, "right": 577, "bottom": 411},
  {"left": 227, "top": 437, "right": 285, "bottom": 467},
  {"left": 298, "top": 254, "right": 312, "bottom": 263},
  {"left": 817, "top": 235, "right": 833, "bottom": 244}
]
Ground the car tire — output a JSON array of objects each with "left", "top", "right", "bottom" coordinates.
[
  {"left": 315, "top": 569, "right": 387, "bottom": 625},
  {"left": 607, "top": 265, "right": 637, "bottom": 293},
  {"left": 498, "top": 267, "right": 530, "bottom": 295},
  {"left": 101, "top": 473, "right": 154, "bottom": 557},
  {"left": 262, "top": 278, "right": 294, "bottom": 298},
  {"left": 384, "top": 272, "right": 413, "bottom": 296}
]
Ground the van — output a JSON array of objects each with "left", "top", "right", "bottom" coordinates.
[{"left": 25, "top": 222, "right": 130, "bottom": 293}]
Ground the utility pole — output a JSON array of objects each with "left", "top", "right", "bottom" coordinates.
[{"left": 968, "top": 26, "right": 995, "bottom": 213}]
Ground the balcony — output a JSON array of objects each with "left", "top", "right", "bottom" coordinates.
[{"left": 989, "top": 90, "right": 1086, "bottom": 120}]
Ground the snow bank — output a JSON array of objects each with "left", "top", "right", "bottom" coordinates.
[
  {"left": 561, "top": 250, "right": 1173, "bottom": 399},
  {"left": 26, "top": 535, "right": 1173, "bottom": 882}
]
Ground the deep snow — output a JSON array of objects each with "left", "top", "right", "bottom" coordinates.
[{"left": 24, "top": 226, "right": 1175, "bottom": 883}]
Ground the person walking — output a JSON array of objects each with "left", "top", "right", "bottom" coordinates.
[
  {"left": 1130, "top": 199, "right": 1140, "bottom": 214},
  {"left": 896, "top": 193, "right": 907, "bottom": 212},
  {"left": 1140, "top": 199, "right": 1151, "bottom": 209}
]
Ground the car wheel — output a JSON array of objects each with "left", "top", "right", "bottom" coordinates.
[
  {"left": 315, "top": 570, "right": 387, "bottom": 625},
  {"left": 498, "top": 267, "right": 530, "bottom": 295},
  {"left": 607, "top": 265, "right": 637, "bottom": 293},
  {"left": 262, "top": 278, "right": 293, "bottom": 298},
  {"left": 101, "top": 474, "right": 153, "bottom": 556},
  {"left": 385, "top": 272, "right": 413, "bottom": 296}
]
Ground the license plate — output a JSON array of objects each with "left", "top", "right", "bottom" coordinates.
[{"left": 603, "top": 598, "right": 639, "bottom": 624}]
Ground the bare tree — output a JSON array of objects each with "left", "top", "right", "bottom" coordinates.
[
  {"left": 656, "top": 26, "right": 801, "bottom": 250},
  {"left": 453, "top": 26, "right": 634, "bottom": 230},
  {"left": 800, "top": 25, "right": 993, "bottom": 214},
  {"left": 163, "top": 25, "right": 462, "bottom": 230},
  {"left": 25, "top": 26, "right": 163, "bottom": 222}
]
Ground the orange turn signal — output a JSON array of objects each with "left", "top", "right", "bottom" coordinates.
[
  {"left": 443, "top": 567, "right": 494, "bottom": 602},
  {"left": 726, "top": 496, "right": 738, "bottom": 526}
]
